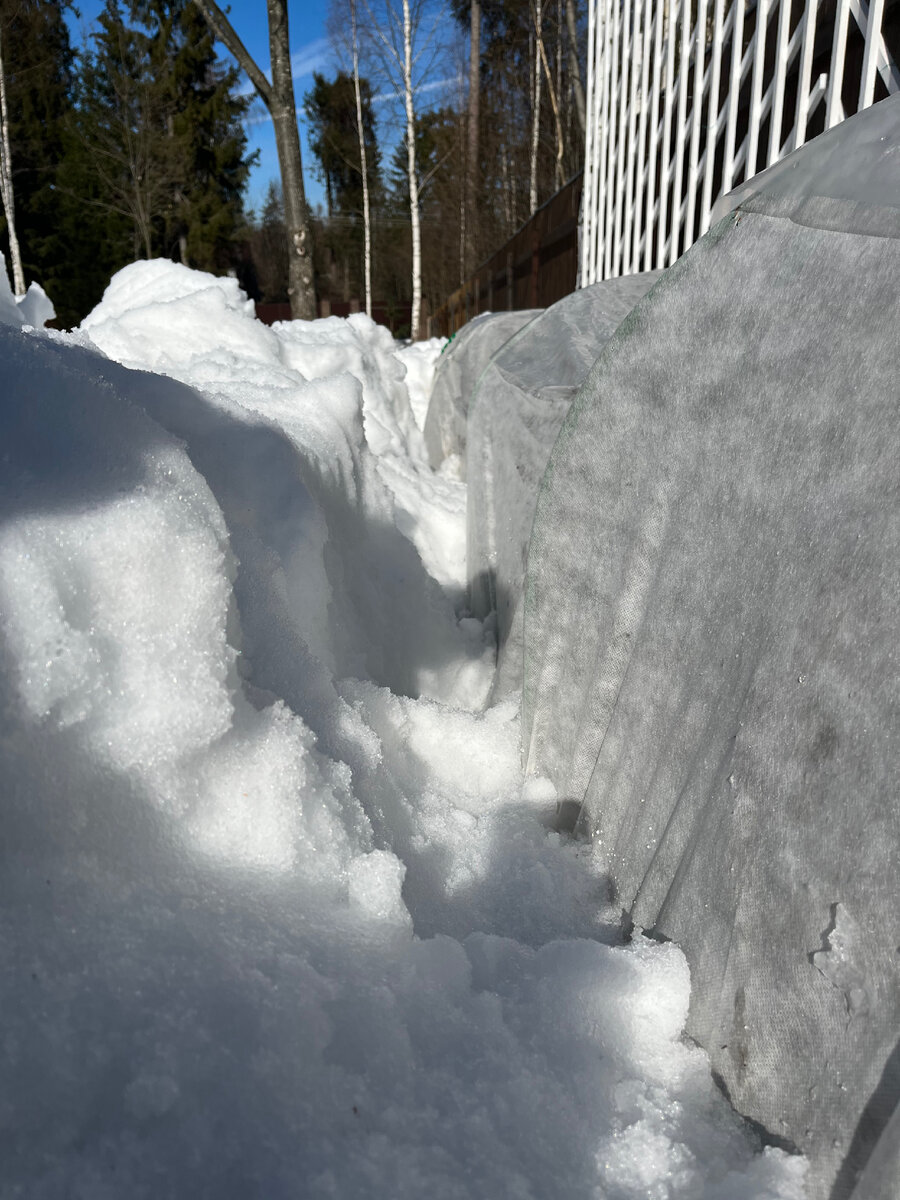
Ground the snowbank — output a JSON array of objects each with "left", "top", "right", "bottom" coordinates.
[
  {"left": 394, "top": 334, "right": 446, "bottom": 430},
  {"left": 0, "top": 258, "right": 804, "bottom": 1197},
  {"left": 0, "top": 251, "right": 56, "bottom": 327},
  {"left": 523, "top": 107, "right": 900, "bottom": 1200}
]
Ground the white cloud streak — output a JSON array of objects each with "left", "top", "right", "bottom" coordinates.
[
  {"left": 290, "top": 38, "right": 332, "bottom": 80},
  {"left": 372, "top": 75, "right": 463, "bottom": 104}
]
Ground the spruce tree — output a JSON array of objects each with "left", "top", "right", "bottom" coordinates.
[
  {"left": 304, "top": 71, "right": 378, "bottom": 221},
  {"left": 71, "top": 0, "right": 253, "bottom": 290},
  {"left": 250, "top": 179, "right": 288, "bottom": 303},
  {"left": 133, "top": 0, "right": 254, "bottom": 271},
  {"left": 304, "top": 70, "right": 379, "bottom": 305},
  {"left": 71, "top": 0, "right": 167, "bottom": 263},
  {"left": 0, "top": 0, "right": 81, "bottom": 315}
]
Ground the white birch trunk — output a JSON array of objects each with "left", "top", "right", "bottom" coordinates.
[
  {"left": 565, "top": 0, "right": 586, "bottom": 135},
  {"left": 530, "top": 0, "right": 543, "bottom": 215},
  {"left": 537, "top": 16, "right": 565, "bottom": 189},
  {"left": 466, "top": 0, "right": 480, "bottom": 278},
  {"left": 0, "top": 27, "right": 25, "bottom": 296},
  {"left": 403, "top": 0, "right": 421, "bottom": 339},
  {"left": 350, "top": 0, "right": 372, "bottom": 317}
]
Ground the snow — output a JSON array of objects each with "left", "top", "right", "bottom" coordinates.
[
  {"left": 0, "top": 255, "right": 805, "bottom": 1198},
  {"left": 0, "top": 251, "right": 56, "bottom": 327},
  {"left": 394, "top": 335, "right": 446, "bottom": 431}
]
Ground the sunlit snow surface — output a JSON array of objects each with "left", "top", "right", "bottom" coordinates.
[{"left": 0, "top": 260, "right": 805, "bottom": 1197}]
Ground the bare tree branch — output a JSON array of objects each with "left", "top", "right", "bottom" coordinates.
[
  {"left": 192, "top": 0, "right": 273, "bottom": 107},
  {"left": 192, "top": 0, "right": 315, "bottom": 319}
]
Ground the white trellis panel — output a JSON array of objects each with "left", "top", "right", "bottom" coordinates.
[{"left": 580, "top": 0, "right": 900, "bottom": 286}]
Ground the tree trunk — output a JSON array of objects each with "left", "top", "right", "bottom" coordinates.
[
  {"left": 403, "top": 0, "right": 421, "bottom": 339},
  {"left": 0, "top": 26, "right": 25, "bottom": 296},
  {"left": 530, "top": 0, "right": 542, "bottom": 215},
  {"left": 350, "top": 0, "right": 372, "bottom": 318},
  {"left": 459, "top": 170, "right": 466, "bottom": 287},
  {"left": 267, "top": 0, "right": 315, "bottom": 319},
  {"left": 167, "top": 111, "right": 189, "bottom": 266},
  {"left": 565, "top": 0, "right": 586, "bottom": 136},
  {"left": 193, "top": 0, "right": 315, "bottom": 319},
  {"left": 537, "top": 18, "right": 565, "bottom": 189},
  {"left": 466, "top": 0, "right": 480, "bottom": 278}
]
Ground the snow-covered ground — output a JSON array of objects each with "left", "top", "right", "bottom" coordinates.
[{"left": 0, "top": 260, "right": 806, "bottom": 1198}]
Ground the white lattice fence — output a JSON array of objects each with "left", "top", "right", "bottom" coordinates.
[{"left": 581, "top": 0, "right": 900, "bottom": 284}]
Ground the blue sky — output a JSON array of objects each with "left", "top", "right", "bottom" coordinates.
[{"left": 65, "top": 0, "right": 336, "bottom": 214}]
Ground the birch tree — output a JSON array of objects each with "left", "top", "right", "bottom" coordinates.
[
  {"left": 192, "top": 0, "right": 315, "bottom": 319},
  {"left": 402, "top": 0, "right": 422, "bottom": 336},
  {"left": 350, "top": 0, "right": 372, "bottom": 316},
  {"left": 0, "top": 24, "right": 24, "bottom": 295},
  {"left": 323, "top": 0, "right": 389, "bottom": 314},
  {"left": 564, "top": 0, "right": 585, "bottom": 135},
  {"left": 535, "top": 5, "right": 564, "bottom": 190},
  {"left": 529, "top": 0, "right": 542, "bottom": 214},
  {"left": 465, "top": 0, "right": 479, "bottom": 277},
  {"left": 364, "top": 0, "right": 444, "bottom": 339}
]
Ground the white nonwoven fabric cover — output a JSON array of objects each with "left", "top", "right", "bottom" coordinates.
[
  {"left": 522, "top": 115, "right": 900, "bottom": 1200},
  {"left": 710, "top": 92, "right": 900, "bottom": 236},
  {"left": 465, "top": 272, "right": 662, "bottom": 700},
  {"left": 422, "top": 309, "right": 541, "bottom": 475}
]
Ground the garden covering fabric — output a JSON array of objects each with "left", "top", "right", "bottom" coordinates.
[
  {"left": 522, "top": 96, "right": 900, "bottom": 1200},
  {"left": 423, "top": 309, "right": 541, "bottom": 476},
  {"left": 465, "top": 272, "right": 662, "bottom": 700}
]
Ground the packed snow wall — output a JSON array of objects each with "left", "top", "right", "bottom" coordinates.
[
  {"left": 522, "top": 97, "right": 900, "bottom": 1200},
  {"left": 465, "top": 273, "right": 662, "bottom": 701},
  {"left": 422, "top": 309, "right": 540, "bottom": 475}
]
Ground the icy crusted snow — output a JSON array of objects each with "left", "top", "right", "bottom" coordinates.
[{"left": 0, "top": 258, "right": 805, "bottom": 1197}]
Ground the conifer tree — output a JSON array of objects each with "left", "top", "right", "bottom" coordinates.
[
  {"left": 249, "top": 179, "right": 289, "bottom": 303},
  {"left": 304, "top": 71, "right": 379, "bottom": 221},
  {"left": 132, "top": 0, "right": 253, "bottom": 271},
  {"left": 0, "top": 0, "right": 81, "bottom": 311},
  {"left": 71, "top": 0, "right": 252, "bottom": 277},
  {"left": 304, "top": 70, "right": 380, "bottom": 310},
  {"left": 73, "top": 0, "right": 169, "bottom": 261}
]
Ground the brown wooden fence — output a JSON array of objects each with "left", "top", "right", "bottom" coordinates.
[{"left": 427, "top": 173, "right": 583, "bottom": 339}]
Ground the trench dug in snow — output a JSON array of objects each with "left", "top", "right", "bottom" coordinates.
[{"left": 0, "top": 259, "right": 805, "bottom": 1198}]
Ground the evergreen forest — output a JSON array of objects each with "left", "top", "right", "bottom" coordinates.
[{"left": 0, "top": 0, "right": 586, "bottom": 332}]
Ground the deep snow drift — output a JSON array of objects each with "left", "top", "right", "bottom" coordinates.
[{"left": 0, "top": 258, "right": 804, "bottom": 1198}]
